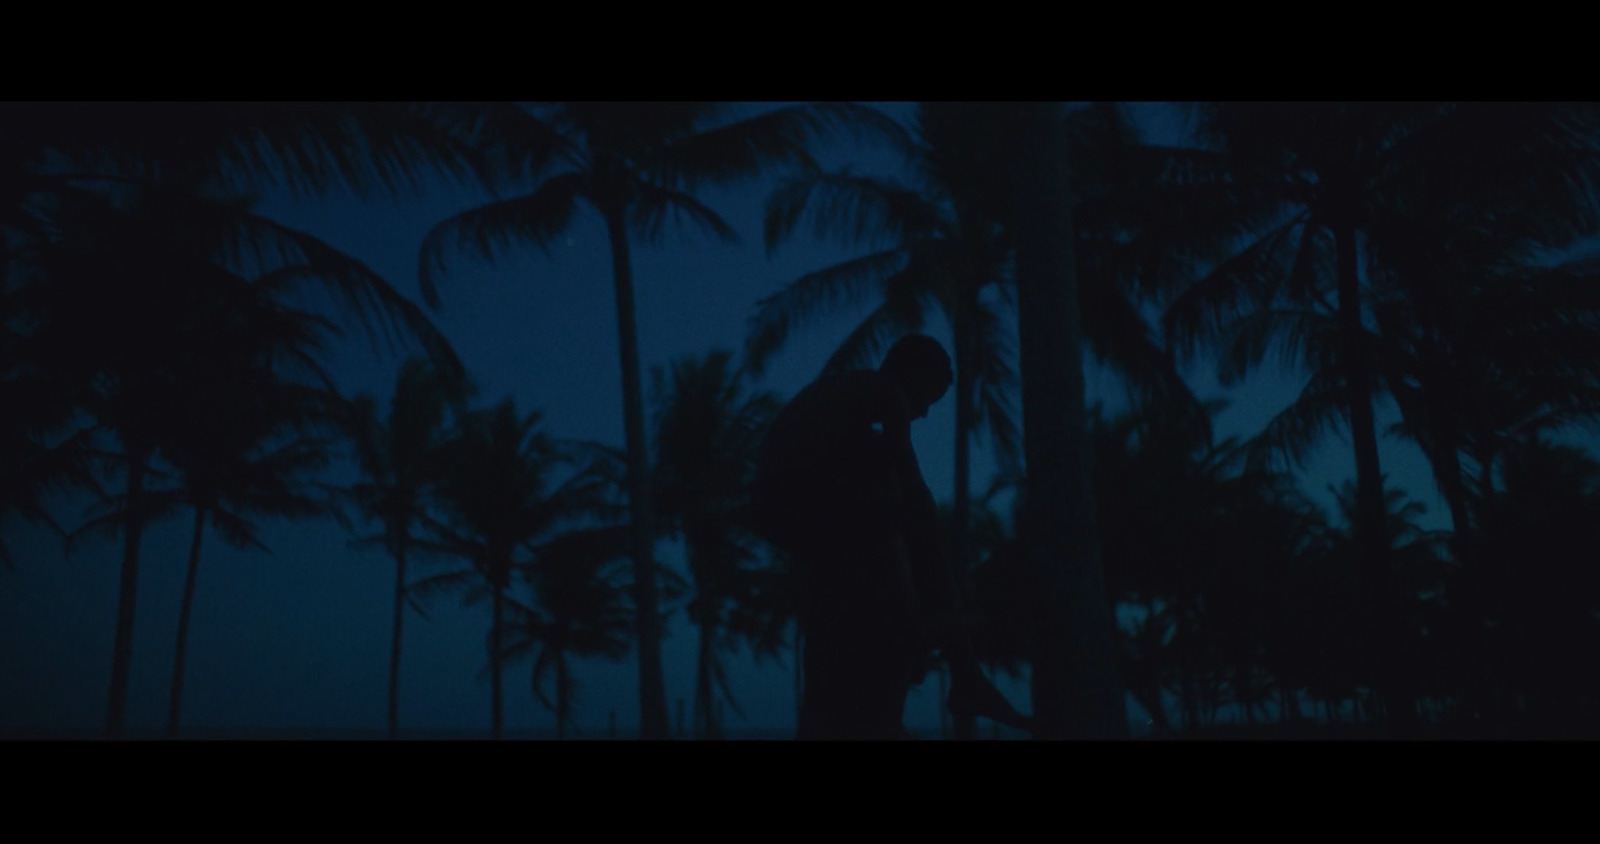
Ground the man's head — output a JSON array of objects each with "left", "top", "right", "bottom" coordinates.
[{"left": 879, "top": 334, "right": 953, "bottom": 420}]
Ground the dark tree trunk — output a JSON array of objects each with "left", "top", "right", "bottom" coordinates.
[
  {"left": 106, "top": 446, "right": 151, "bottom": 738},
  {"left": 793, "top": 625, "right": 803, "bottom": 732},
  {"left": 695, "top": 612, "right": 717, "bottom": 739},
  {"left": 388, "top": 538, "right": 407, "bottom": 740},
  {"left": 952, "top": 282, "right": 978, "bottom": 742},
  {"left": 168, "top": 507, "right": 207, "bottom": 738},
  {"left": 1008, "top": 102, "right": 1126, "bottom": 740},
  {"left": 603, "top": 206, "right": 671, "bottom": 740},
  {"left": 492, "top": 583, "right": 504, "bottom": 740},
  {"left": 1332, "top": 222, "right": 1417, "bottom": 736},
  {"left": 556, "top": 652, "right": 570, "bottom": 740}
]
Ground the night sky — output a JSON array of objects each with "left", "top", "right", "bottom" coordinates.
[{"left": 0, "top": 103, "right": 1453, "bottom": 737}]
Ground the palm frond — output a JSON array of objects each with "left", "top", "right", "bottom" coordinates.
[
  {"left": 817, "top": 260, "right": 936, "bottom": 376},
  {"left": 763, "top": 170, "right": 947, "bottom": 255},
  {"left": 1245, "top": 366, "right": 1352, "bottom": 473},
  {"left": 1161, "top": 216, "right": 1307, "bottom": 360},
  {"left": 417, "top": 171, "right": 588, "bottom": 310},
  {"left": 744, "top": 247, "right": 908, "bottom": 374},
  {"left": 629, "top": 182, "right": 740, "bottom": 246},
  {"left": 651, "top": 103, "right": 912, "bottom": 193}
]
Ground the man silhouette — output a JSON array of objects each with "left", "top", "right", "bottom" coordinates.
[{"left": 754, "top": 334, "right": 1030, "bottom": 739}]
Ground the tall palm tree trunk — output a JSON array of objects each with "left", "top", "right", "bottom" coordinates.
[
  {"left": 1332, "top": 223, "right": 1416, "bottom": 735},
  {"left": 107, "top": 446, "right": 151, "bottom": 738},
  {"left": 168, "top": 507, "right": 208, "bottom": 738},
  {"left": 1009, "top": 102, "right": 1126, "bottom": 739},
  {"left": 603, "top": 207, "right": 671, "bottom": 740},
  {"left": 388, "top": 540, "right": 408, "bottom": 740},
  {"left": 492, "top": 583, "right": 504, "bottom": 740},
  {"left": 951, "top": 286, "right": 978, "bottom": 742}
]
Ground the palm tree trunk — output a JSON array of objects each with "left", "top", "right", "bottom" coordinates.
[
  {"left": 603, "top": 206, "right": 671, "bottom": 740},
  {"left": 951, "top": 284, "right": 978, "bottom": 742},
  {"left": 492, "top": 583, "right": 504, "bottom": 740},
  {"left": 793, "top": 625, "right": 803, "bottom": 731},
  {"left": 106, "top": 445, "right": 151, "bottom": 738},
  {"left": 168, "top": 507, "right": 207, "bottom": 738},
  {"left": 1009, "top": 102, "right": 1126, "bottom": 739},
  {"left": 695, "top": 615, "right": 715, "bottom": 739},
  {"left": 1332, "top": 222, "right": 1416, "bottom": 736},
  {"left": 388, "top": 540, "right": 407, "bottom": 740},
  {"left": 556, "top": 652, "right": 570, "bottom": 740}
]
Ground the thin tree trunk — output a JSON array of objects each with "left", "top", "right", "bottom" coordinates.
[
  {"left": 1009, "top": 102, "right": 1126, "bottom": 740},
  {"left": 492, "top": 583, "right": 504, "bottom": 740},
  {"left": 952, "top": 283, "right": 978, "bottom": 742},
  {"left": 793, "top": 625, "right": 803, "bottom": 732},
  {"left": 107, "top": 446, "right": 150, "bottom": 738},
  {"left": 1332, "top": 222, "right": 1417, "bottom": 736},
  {"left": 696, "top": 615, "right": 716, "bottom": 739},
  {"left": 603, "top": 206, "right": 670, "bottom": 740},
  {"left": 388, "top": 539, "right": 407, "bottom": 740},
  {"left": 168, "top": 507, "right": 207, "bottom": 738},
  {"left": 556, "top": 652, "right": 570, "bottom": 740}
]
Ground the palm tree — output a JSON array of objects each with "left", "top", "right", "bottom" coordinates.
[
  {"left": 157, "top": 276, "right": 344, "bottom": 738},
  {"left": 650, "top": 349, "right": 787, "bottom": 738},
  {"left": 10, "top": 153, "right": 473, "bottom": 735},
  {"left": 412, "top": 398, "right": 605, "bottom": 739},
  {"left": 1140, "top": 102, "right": 1600, "bottom": 733},
  {"left": 0, "top": 278, "right": 99, "bottom": 568},
  {"left": 500, "top": 525, "right": 634, "bottom": 739},
  {"left": 996, "top": 102, "right": 1128, "bottom": 739},
  {"left": 415, "top": 102, "right": 903, "bottom": 737},
  {"left": 332, "top": 358, "right": 469, "bottom": 739}
]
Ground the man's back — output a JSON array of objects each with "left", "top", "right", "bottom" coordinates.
[
  {"left": 752, "top": 369, "right": 912, "bottom": 552},
  {"left": 753, "top": 369, "right": 926, "bottom": 739}
]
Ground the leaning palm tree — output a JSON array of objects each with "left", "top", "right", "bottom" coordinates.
[
  {"left": 415, "top": 102, "right": 904, "bottom": 737},
  {"left": 332, "top": 357, "right": 470, "bottom": 739},
  {"left": 650, "top": 350, "right": 787, "bottom": 738}
]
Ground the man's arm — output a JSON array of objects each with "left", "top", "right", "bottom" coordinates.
[
  {"left": 884, "top": 413, "right": 1034, "bottom": 731},
  {"left": 881, "top": 416, "right": 970, "bottom": 648}
]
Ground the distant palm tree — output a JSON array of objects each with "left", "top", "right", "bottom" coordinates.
[
  {"left": 411, "top": 399, "right": 605, "bottom": 739},
  {"left": 333, "top": 358, "right": 470, "bottom": 739},
  {"left": 650, "top": 350, "right": 786, "bottom": 738},
  {"left": 416, "top": 102, "right": 903, "bottom": 737},
  {"left": 500, "top": 525, "right": 634, "bottom": 739}
]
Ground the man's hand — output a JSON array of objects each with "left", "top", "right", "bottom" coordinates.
[{"left": 948, "top": 668, "right": 1035, "bottom": 733}]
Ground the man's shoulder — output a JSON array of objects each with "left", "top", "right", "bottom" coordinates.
[{"left": 800, "top": 369, "right": 897, "bottom": 404}]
